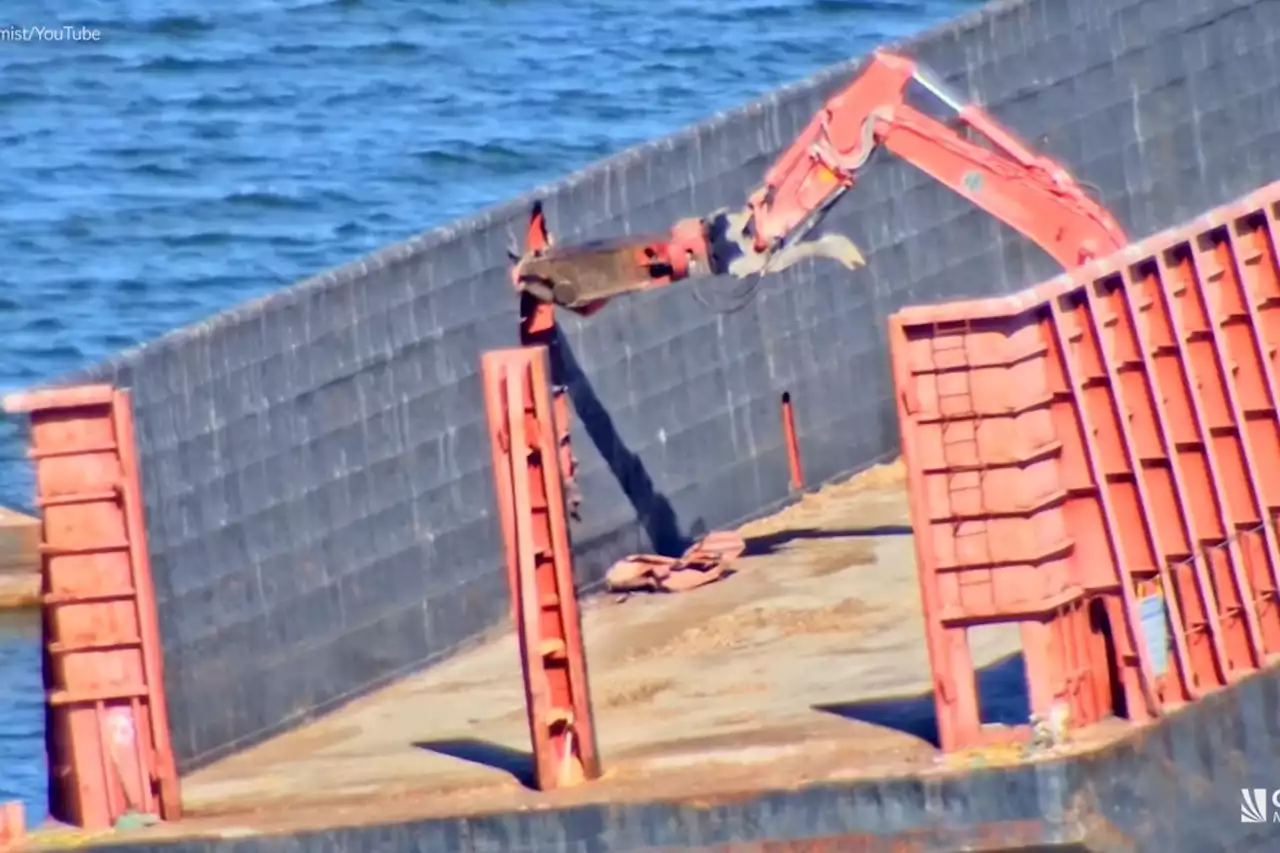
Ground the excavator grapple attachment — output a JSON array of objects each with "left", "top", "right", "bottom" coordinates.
[
  {"left": 512, "top": 207, "right": 867, "bottom": 313},
  {"left": 514, "top": 235, "right": 689, "bottom": 310},
  {"left": 513, "top": 216, "right": 715, "bottom": 312}
]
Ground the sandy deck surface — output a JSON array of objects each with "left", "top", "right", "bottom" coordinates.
[{"left": 24, "top": 463, "right": 1131, "bottom": 848}]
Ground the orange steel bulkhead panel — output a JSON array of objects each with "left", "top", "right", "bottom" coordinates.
[
  {"left": 889, "top": 300, "right": 1119, "bottom": 751},
  {"left": 481, "top": 347, "right": 602, "bottom": 791},
  {"left": 889, "top": 180, "right": 1280, "bottom": 752},
  {"left": 1, "top": 386, "right": 180, "bottom": 829}
]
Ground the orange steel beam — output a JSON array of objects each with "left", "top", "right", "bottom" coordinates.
[
  {"left": 2, "top": 385, "right": 180, "bottom": 828},
  {"left": 481, "top": 346, "right": 601, "bottom": 790},
  {"left": 112, "top": 389, "right": 181, "bottom": 817}
]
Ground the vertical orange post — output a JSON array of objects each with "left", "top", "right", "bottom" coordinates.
[
  {"left": 481, "top": 346, "right": 601, "bottom": 790},
  {"left": 781, "top": 392, "right": 804, "bottom": 492},
  {"left": 2, "top": 385, "right": 180, "bottom": 829},
  {"left": 517, "top": 203, "right": 582, "bottom": 519},
  {"left": 112, "top": 389, "right": 180, "bottom": 818}
]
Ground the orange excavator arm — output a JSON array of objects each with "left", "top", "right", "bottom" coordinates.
[{"left": 512, "top": 49, "right": 1128, "bottom": 313}]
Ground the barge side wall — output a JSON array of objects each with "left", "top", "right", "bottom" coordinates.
[{"left": 52, "top": 0, "right": 1280, "bottom": 772}]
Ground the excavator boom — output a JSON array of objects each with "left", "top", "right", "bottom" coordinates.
[{"left": 512, "top": 49, "right": 1128, "bottom": 313}]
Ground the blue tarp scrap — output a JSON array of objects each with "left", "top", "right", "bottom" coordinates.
[{"left": 1138, "top": 593, "right": 1171, "bottom": 678}]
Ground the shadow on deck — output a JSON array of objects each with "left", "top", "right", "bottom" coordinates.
[
  {"left": 814, "top": 652, "right": 1030, "bottom": 748},
  {"left": 413, "top": 739, "right": 537, "bottom": 789},
  {"left": 742, "top": 525, "right": 914, "bottom": 557},
  {"left": 414, "top": 654, "right": 1032, "bottom": 787}
]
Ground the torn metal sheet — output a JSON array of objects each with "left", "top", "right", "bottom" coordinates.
[{"left": 605, "top": 531, "right": 747, "bottom": 594}]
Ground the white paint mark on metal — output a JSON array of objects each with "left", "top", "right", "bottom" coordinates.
[{"left": 107, "top": 708, "right": 135, "bottom": 748}]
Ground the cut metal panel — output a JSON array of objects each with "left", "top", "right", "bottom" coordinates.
[
  {"left": 889, "top": 309, "right": 1108, "bottom": 752},
  {"left": 891, "top": 179, "right": 1280, "bottom": 752}
]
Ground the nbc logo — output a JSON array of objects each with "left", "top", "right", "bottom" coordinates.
[{"left": 1241, "top": 788, "right": 1280, "bottom": 823}]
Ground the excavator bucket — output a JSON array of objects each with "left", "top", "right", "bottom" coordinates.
[
  {"left": 511, "top": 203, "right": 611, "bottom": 318},
  {"left": 513, "top": 233, "right": 682, "bottom": 311}
]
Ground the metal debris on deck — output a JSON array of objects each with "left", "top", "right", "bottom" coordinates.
[{"left": 605, "top": 531, "right": 747, "bottom": 595}]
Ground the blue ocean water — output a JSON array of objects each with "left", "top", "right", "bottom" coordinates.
[{"left": 0, "top": 0, "right": 986, "bottom": 823}]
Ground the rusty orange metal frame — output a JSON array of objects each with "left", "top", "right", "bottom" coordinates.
[
  {"left": 889, "top": 179, "right": 1280, "bottom": 751},
  {"left": 481, "top": 346, "right": 602, "bottom": 790},
  {"left": 2, "top": 385, "right": 180, "bottom": 828}
]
